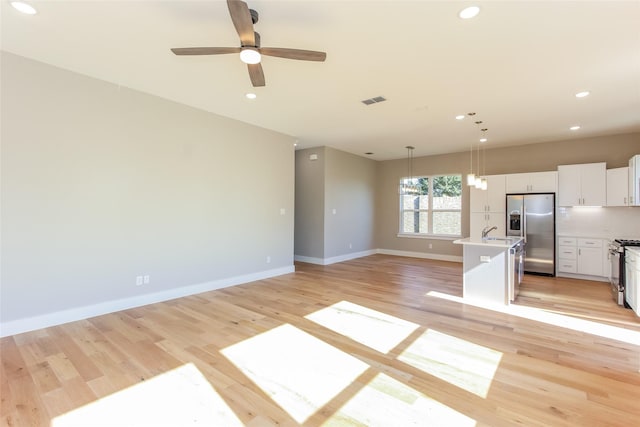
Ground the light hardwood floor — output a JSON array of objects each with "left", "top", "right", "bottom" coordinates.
[{"left": 2, "top": 255, "right": 640, "bottom": 426}]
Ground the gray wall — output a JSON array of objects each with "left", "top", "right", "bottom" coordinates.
[
  {"left": 294, "top": 147, "right": 377, "bottom": 261},
  {"left": 1, "top": 52, "right": 295, "bottom": 326},
  {"left": 324, "top": 147, "right": 376, "bottom": 258},
  {"left": 294, "top": 147, "right": 325, "bottom": 258},
  {"left": 376, "top": 133, "right": 640, "bottom": 256}
]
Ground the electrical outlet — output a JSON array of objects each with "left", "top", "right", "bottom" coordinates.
[
  {"left": 280, "top": 208, "right": 286, "bottom": 215},
  {"left": 428, "top": 243, "right": 433, "bottom": 249},
  {"left": 143, "top": 275, "right": 150, "bottom": 284},
  {"left": 349, "top": 243, "right": 352, "bottom": 249},
  {"left": 136, "top": 276, "right": 143, "bottom": 286}
]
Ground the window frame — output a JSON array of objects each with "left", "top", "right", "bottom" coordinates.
[{"left": 398, "top": 174, "right": 463, "bottom": 239}]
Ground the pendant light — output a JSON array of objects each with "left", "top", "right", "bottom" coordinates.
[
  {"left": 466, "top": 112, "right": 476, "bottom": 185},
  {"left": 480, "top": 127, "right": 488, "bottom": 190},
  {"left": 400, "top": 146, "right": 419, "bottom": 195},
  {"left": 474, "top": 120, "right": 483, "bottom": 188}
]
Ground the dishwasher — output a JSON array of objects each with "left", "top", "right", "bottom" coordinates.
[{"left": 509, "top": 240, "right": 525, "bottom": 302}]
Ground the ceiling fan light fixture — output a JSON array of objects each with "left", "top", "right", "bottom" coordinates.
[
  {"left": 459, "top": 6, "right": 480, "bottom": 19},
  {"left": 245, "top": 93, "right": 257, "bottom": 100},
  {"left": 11, "top": 1, "right": 37, "bottom": 14},
  {"left": 240, "top": 48, "right": 261, "bottom": 64}
]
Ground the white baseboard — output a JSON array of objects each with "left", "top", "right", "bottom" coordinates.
[
  {"left": 377, "top": 249, "right": 462, "bottom": 263},
  {"left": 295, "top": 249, "right": 377, "bottom": 265},
  {"left": 0, "top": 265, "right": 295, "bottom": 338},
  {"left": 556, "top": 272, "right": 608, "bottom": 283},
  {"left": 295, "top": 249, "right": 461, "bottom": 265}
]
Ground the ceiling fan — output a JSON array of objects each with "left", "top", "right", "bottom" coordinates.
[{"left": 171, "top": 0, "right": 327, "bottom": 87}]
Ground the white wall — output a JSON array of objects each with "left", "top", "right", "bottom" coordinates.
[{"left": 1, "top": 52, "right": 295, "bottom": 335}]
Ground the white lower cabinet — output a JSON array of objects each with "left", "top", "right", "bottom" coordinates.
[
  {"left": 625, "top": 248, "right": 639, "bottom": 316},
  {"left": 557, "top": 236, "right": 604, "bottom": 277}
]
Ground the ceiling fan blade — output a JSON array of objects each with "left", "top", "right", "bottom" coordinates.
[
  {"left": 247, "top": 63, "right": 265, "bottom": 87},
  {"left": 227, "top": 0, "right": 255, "bottom": 46},
  {"left": 171, "top": 47, "right": 241, "bottom": 56},
  {"left": 259, "top": 47, "right": 327, "bottom": 62}
]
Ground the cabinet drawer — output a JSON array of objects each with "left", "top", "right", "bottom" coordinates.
[
  {"left": 578, "top": 238, "right": 602, "bottom": 248},
  {"left": 558, "top": 259, "right": 577, "bottom": 273},
  {"left": 558, "top": 237, "right": 576, "bottom": 246},
  {"left": 558, "top": 246, "right": 577, "bottom": 260}
]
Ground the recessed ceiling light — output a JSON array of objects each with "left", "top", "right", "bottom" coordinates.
[
  {"left": 245, "top": 93, "right": 257, "bottom": 100},
  {"left": 570, "top": 125, "right": 581, "bottom": 131},
  {"left": 480, "top": 138, "right": 488, "bottom": 143},
  {"left": 455, "top": 115, "right": 465, "bottom": 120},
  {"left": 575, "top": 91, "right": 590, "bottom": 98},
  {"left": 11, "top": 1, "right": 37, "bottom": 14},
  {"left": 459, "top": 6, "right": 480, "bottom": 19}
]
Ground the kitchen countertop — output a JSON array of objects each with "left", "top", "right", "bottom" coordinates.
[{"left": 453, "top": 236, "right": 523, "bottom": 248}]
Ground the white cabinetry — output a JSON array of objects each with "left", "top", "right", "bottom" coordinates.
[
  {"left": 505, "top": 171, "right": 557, "bottom": 194},
  {"left": 558, "top": 237, "right": 577, "bottom": 273},
  {"left": 630, "top": 155, "right": 640, "bottom": 206},
  {"left": 557, "top": 236, "right": 604, "bottom": 278},
  {"left": 625, "top": 248, "right": 639, "bottom": 316},
  {"left": 470, "top": 175, "right": 506, "bottom": 238},
  {"left": 606, "top": 167, "right": 629, "bottom": 206},
  {"left": 558, "top": 162, "right": 606, "bottom": 207}
]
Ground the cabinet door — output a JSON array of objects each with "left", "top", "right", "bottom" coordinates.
[
  {"left": 530, "top": 171, "right": 557, "bottom": 193},
  {"left": 469, "top": 185, "right": 487, "bottom": 213},
  {"left": 505, "top": 173, "right": 529, "bottom": 193},
  {"left": 486, "top": 212, "right": 506, "bottom": 236},
  {"left": 606, "top": 167, "right": 629, "bottom": 206},
  {"left": 486, "top": 175, "right": 506, "bottom": 212},
  {"left": 625, "top": 252, "right": 638, "bottom": 313},
  {"left": 630, "top": 155, "right": 640, "bottom": 206},
  {"left": 469, "top": 212, "right": 488, "bottom": 238},
  {"left": 558, "top": 165, "right": 581, "bottom": 206},
  {"left": 577, "top": 247, "right": 603, "bottom": 277},
  {"left": 580, "top": 163, "right": 606, "bottom": 206}
]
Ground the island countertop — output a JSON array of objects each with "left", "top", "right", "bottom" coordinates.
[{"left": 453, "top": 236, "right": 523, "bottom": 248}]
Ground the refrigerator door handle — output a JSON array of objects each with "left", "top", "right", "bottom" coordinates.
[{"left": 522, "top": 204, "right": 527, "bottom": 242}]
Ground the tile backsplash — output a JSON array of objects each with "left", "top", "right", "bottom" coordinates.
[{"left": 556, "top": 207, "right": 640, "bottom": 240}]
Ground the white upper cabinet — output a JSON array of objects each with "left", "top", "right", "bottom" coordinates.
[
  {"left": 606, "top": 167, "right": 629, "bottom": 206},
  {"left": 630, "top": 155, "right": 640, "bottom": 206},
  {"left": 557, "top": 162, "right": 606, "bottom": 207},
  {"left": 470, "top": 175, "right": 506, "bottom": 213},
  {"left": 505, "top": 171, "right": 557, "bottom": 194}
]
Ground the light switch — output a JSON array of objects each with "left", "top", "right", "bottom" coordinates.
[
  {"left": 480, "top": 255, "right": 491, "bottom": 263},
  {"left": 280, "top": 208, "right": 286, "bottom": 215}
]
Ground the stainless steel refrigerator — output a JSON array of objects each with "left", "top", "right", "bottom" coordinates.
[{"left": 506, "top": 193, "right": 555, "bottom": 276}]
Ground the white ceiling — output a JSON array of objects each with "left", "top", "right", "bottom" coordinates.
[{"left": 2, "top": 1, "right": 640, "bottom": 160}]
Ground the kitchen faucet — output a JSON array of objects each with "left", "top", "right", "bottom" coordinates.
[{"left": 482, "top": 225, "right": 498, "bottom": 239}]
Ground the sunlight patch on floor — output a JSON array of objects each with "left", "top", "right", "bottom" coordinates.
[
  {"left": 323, "top": 373, "right": 476, "bottom": 427},
  {"left": 51, "top": 363, "right": 243, "bottom": 427},
  {"left": 221, "top": 323, "right": 369, "bottom": 424},
  {"left": 398, "top": 329, "right": 502, "bottom": 398},
  {"left": 305, "top": 300, "right": 420, "bottom": 354},
  {"left": 427, "top": 291, "right": 640, "bottom": 345}
]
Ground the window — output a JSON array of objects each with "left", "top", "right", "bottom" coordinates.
[{"left": 400, "top": 175, "right": 462, "bottom": 237}]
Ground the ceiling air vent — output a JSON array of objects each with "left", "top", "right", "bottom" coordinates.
[{"left": 361, "top": 96, "right": 387, "bottom": 105}]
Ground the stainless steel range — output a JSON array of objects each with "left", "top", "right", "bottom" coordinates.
[{"left": 609, "top": 239, "right": 640, "bottom": 306}]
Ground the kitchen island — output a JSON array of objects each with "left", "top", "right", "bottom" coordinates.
[{"left": 453, "top": 237, "right": 524, "bottom": 305}]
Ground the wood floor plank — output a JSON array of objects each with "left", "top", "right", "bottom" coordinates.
[{"left": 2, "top": 254, "right": 639, "bottom": 426}]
